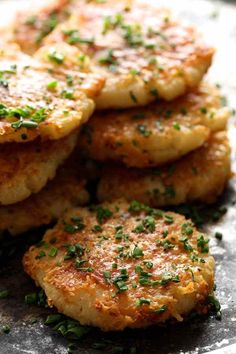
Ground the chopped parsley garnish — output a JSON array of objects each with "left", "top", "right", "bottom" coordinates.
[
  {"left": 129, "top": 91, "right": 138, "bottom": 103},
  {"left": 48, "top": 50, "right": 65, "bottom": 64},
  {"left": 35, "top": 14, "right": 59, "bottom": 44},
  {"left": 77, "top": 267, "right": 94, "bottom": 272},
  {"left": 150, "top": 88, "right": 158, "bottom": 97},
  {"left": 102, "top": 13, "right": 124, "bottom": 34},
  {"left": 181, "top": 222, "right": 193, "bottom": 236},
  {"left": 156, "top": 239, "right": 174, "bottom": 251},
  {"left": 61, "top": 88, "right": 74, "bottom": 100},
  {"left": 143, "top": 261, "right": 153, "bottom": 269},
  {"left": 44, "top": 314, "right": 62, "bottom": 325},
  {"left": 163, "top": 214, "right": 174, "bottom": 224},
  {"left": 95, "top": 206, "right": 113, "bottom": 224},
  {"left": 4, "top": 106, "right": 47, "bottom": 130},
  {"left": 103, "top": 271, "right": 111, "bottom": 282},
  {"left": 35, "top": 250, "right": 46, "bottom": 259},
  {"left": 63, "top": 29, "right": 94, "bottom": 45},
  {"left": 215, "top": 231, "right": 223, "bottom": 240},
  {"left": 113, "top": 269, "right": 129, "bottom": 293},
  {"left": 2, "top": 325, "right": 10, "bottom": 334},
  {"left": 197, "top": 235, "right": 209, "bottom": 253},
  {"left": 52, "top": 318, "right": 90, "bottom": 340},
  {"left": 206, "top": 294, "right": 221, "bottom": 320},
  {"left": 154, "top": 304, "right": 168, "bottom": 314},
  {"left": 48, "top": 247, "right": 58, "bottom": 257},
  {"left": 128, "top": 200, "right": 144, "bottom": 213},
  {"left": 200, "top": 107, "right": 208, "bottom": 114},
  {"left": 25, "top": 289, "right": 47, "bottom": 307},
  {"left": 47, "top": 80, "right": 58, "bottom": 91},
  {"left": 92, "top": 224, "right": 103, "bottom": 233},
  {"left": 137, "top": 298, "right": 151, "bottom": 306},
  {"left": 133, "top": 216, "right": 156, "bottom": 234},
  {"left": 98, "top": 49, "right": 117, "bottom": 66},
  {"left": 173, "top": 122, "right": 181, "bottom": 130},
  {"left": 122, "top": 23, "right": 143, "bottom": 47},
  {"left": 0, "top": 290, "right": 9, "bottom": 299},
  {"left": 64, "top": 216, "right": 85, "bottom": 234},
  {"left": 66, "top": 74, "right": 74, "bottom": 86},
  {"left": 63, "top": 243, "right": 85, "bottom": 260},
  {"left": 137, "top": 124, "right": 151, "bottom": 137},
  {"left": 180, "top": 237, "right": 193, "bottom": 252},
  {"left": 132, "top": 245, "right": 144, "bottom": 258}
]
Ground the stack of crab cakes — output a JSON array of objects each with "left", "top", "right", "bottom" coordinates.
[{"left": 5, "top": 0, "right": 232, "bottom": 331}]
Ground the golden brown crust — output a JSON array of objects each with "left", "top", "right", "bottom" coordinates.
[
  {"left": 0, "top": 44, "right": 104, "bottom": 143},
  {"left": 0, "top": 154, "right": 89, "bottom": 235},
  {"left": 97, "top": 132, "right": 231, "bottom": 206},
  {"left": 44, "top": 0, "right": 214, "bottom": 108},
  {"left": 79, "top": 83, "right": 229, "bottom": 167},
  {"left": 23, "top": 200, "right": 215, "bottom": 331},
  {"left": 0, "top": 131, "right": 78, "bottom": 205}
]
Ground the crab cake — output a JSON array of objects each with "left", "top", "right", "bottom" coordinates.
[
  {"left": 79, "top": 83, "right": 229, "bottom": 168},
  {"left": 98, "top": 132, "right": 231, "bottom": 206},
  {"left": 0, "top": 131, "right": 77, "bottom": 206},
  {"left": 11, "top": 0, "right": 73, "bottom": 54},
  {"left": 0, "top": 45, "right": 103, "bottom": 144},
  {"left": 23, "top": 199, "right": 215, "bottom": 331},
  {"left": 0, "top": 156, "right": 89, "bottom": 235},
  {"left": 44, "top": 0, "right": 214, "bottom": 109}
]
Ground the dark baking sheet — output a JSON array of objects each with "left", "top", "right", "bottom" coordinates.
[{"left": 0, "top": 0, "right": 236, "bottom": 353}]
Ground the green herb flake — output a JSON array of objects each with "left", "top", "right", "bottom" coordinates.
[
  {"left": 130, "top": 90, "right": 138, "bottom": 103},
  {"left": 137, "top": 298, "right": 151, "bottom": 306},
  {"left": 215, "top": 231, "right": 223, "bottom": 240},
  {"left": 132, "top": 245, "right": 144, "bottom": 258},
  {"left": 143, "top": 261, "right": 153, "bottom": 269},
  {"left": 103, "top": 271, "right": 111, "bottom": 282},
  {"left": 0, "top": 290, "right": 9, "bottom": 299},
  {"left": 164, "top": 214, "right": 174, "bottom": 224},
  {"left": 2, "top": 325, "right": 10, "bottom": 334},
  {"left": 154, "top": 304, "right": 168, "bottom": 314},
  {"left": 96, "top": 206, "right": 113, "bottom": 224},
  {"left": 47, "top": 80, "right": 58, "bottom": 91},
  {"left": 137, "top": 124, "right": 151, "bottom": 137},
  {"left": 44, "top": 314, "right": 62, "bottom": 325},
  {"left": 180, "top": 237, "right": 193, "bottom": 252},
  {"left": 35, "top": 250, "right": 46, "bottom": 259},
  {"left": 48, "top": 247, "right": 58, "bottom": 257},
  {"left": 25, "top": 292, "right": 38, "bottom": 305},
  {"left": 48, "top": 50, "right": 65, "bottom": 64},
  {"left": 200, "top": 107, "right": 208, "bottom": 114},
  {"left": 98, "top": 49, "right": 117, "bottom": 65},
  {"left": 61, "top": 88, "right": 74, "bottom": 100},
  {"left": 197, "top": 234, "right": 209, "bottom": 253},
  {"left": 150, "top": 88, "right": 159, "bottom": 97},
  {"left": 173, "top": 122, "right": 181, "bottom": 130},
  {"left": 92, "top": 224, "right": 103, "bottom": 233},
  {"left": 63, "top": 29, "right": 94, "bottom": 45}
]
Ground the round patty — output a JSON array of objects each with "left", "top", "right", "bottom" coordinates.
[
  {"left": 0, "top": 131, "right": 77, "bottom": 205},
  {"left": 79, "top": 83, "right": 229, "bottom": 167},
  {"left": 23, "top": 199, "right": 215, "bottom": 331},
  {"left": 97, "top": 132, "right": 231, "bottom": 206},
  {"left": 44, "top": 0, "right": 214, "bottom": 109},
  {"left": 0, "top": 44, "right": 103, "bottom": 143},
  {"left": 0, "top": 154, "right": 89, "bottom": 235}
]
